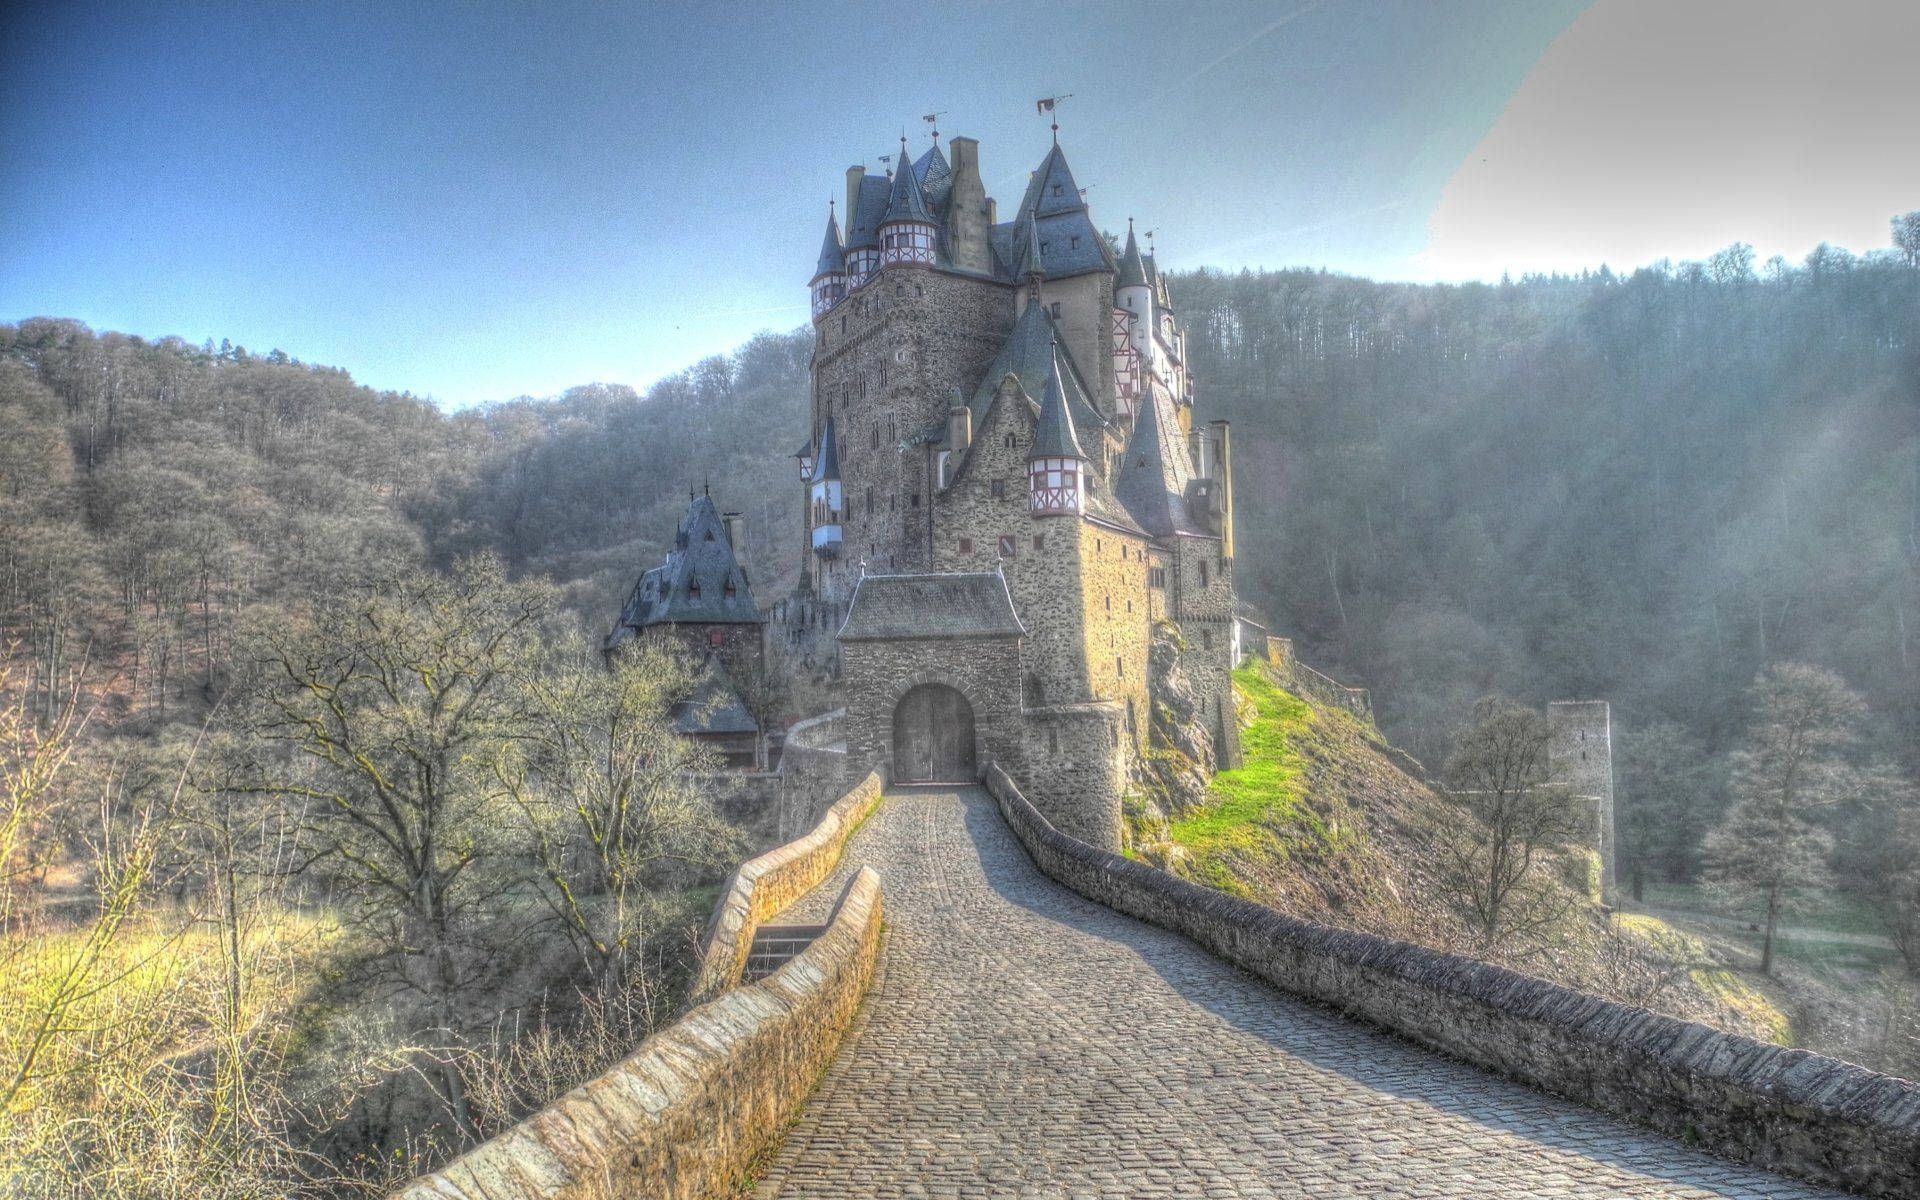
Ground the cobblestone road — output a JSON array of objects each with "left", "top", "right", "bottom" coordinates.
[{"left": 756, "top": 787, "right": 1840, "bottom": 1199}]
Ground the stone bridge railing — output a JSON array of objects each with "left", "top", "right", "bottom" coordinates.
[
  {"left": 984, "top": 762, "right": 1920, "bottom": 1200},
  {"left": 391, "top": 770, "right": 887, "bottom": 1200}
]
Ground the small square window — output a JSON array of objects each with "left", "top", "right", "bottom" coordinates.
[
  {"left": 1033, "top": 534, "right": 1045, "bottom": 552},
  {"left": 998, "top": 535, "right": 1016, "bottom": 558},
  {"left": 991, "top": 478, "right": 1006, "bottom": 498},
  {"left": 958, "top": 537, "right": 973, "bottom": 554}
]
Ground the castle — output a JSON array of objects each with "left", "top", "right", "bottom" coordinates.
[{"left": 792, "top": 129, "right": 1240, "bottom": 848}]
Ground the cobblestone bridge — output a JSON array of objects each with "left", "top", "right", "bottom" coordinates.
[{"left": 757, "top": 786, "right": 1839, "bottom": 1199}]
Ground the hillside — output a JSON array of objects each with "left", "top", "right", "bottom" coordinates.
[{"left": 1156, "top": 658, "right": 1800, "bottom": 1048}]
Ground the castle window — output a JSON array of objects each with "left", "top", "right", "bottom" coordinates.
[
  {"left": 958, "top": 537, "right": 973, "bottom": 554},
  {"left": 1126, "top": 599, "right": 1133, "bottom": 613},
  {"left": 1049, "top": 302, "right": 1061, "bottom": 318},
  {"left": 1048, "top": 729, "right": 1059, "bottom": 752},
  {"left": 998, "top": 535, "right": 1016, "bottom": 558},
  {"left": 866, "top": 486, "right": 874, "bottom": 514},
  {"left": 1004, "top": 432, "right": 1017, "bottom": 449},
  {"left": 1116, "top": 655, "right": 1124, "bottom": 678},
  {"left": 1052, "top": 183, "right": 1063, "bottom": 196},
  {"left": 991, "top": 478, "right": 1006, "bottom": 499},
  {"left": 1199, "top": 562, "right": 1209, "bottom": 588},
  {"left": 1202, "top": 630, "right": 1212, "bottom": 650},
  {"left": 723, "top": 581, "right": 735, "bottom": 598},
  {"left": 710, "top": 629, "right": 724, "bottom": 646},
  {"left": 1070, "top": 236, "right": 1080, "bottom": 249},
  {"left": 688, "top": 581, "right": 701, "bottom": 599},
  {"left": 1104, "top": 594, "right": 1111, "bottom": 612},
  {"left": 911, "top": 492, "right": 920, "bottom": 507},
  {"left": 1041, "top": 240, "right": 1051, "bottom": 253},
  {"left": 872, "top": 424, "right": 879, "bottom": 448},
  {"left": 1033, "top": 534, "right": 1045, "bottom": 552},
  {"left": 704, "top": 529, "right": 714, "bottom": 540},
  {"left": 1096, "top": 539, "right": 1103, "bottom": 554},
  {"left": 1150, "top": 567, "right": 1166, "bottom": 588},
  {"left": 839, "top": 316, "right": 846, "bottom": 334}
]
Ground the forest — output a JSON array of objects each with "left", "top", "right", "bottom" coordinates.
[{"left": 1, "top": 223, "right": 1916, "bottom": 1194}]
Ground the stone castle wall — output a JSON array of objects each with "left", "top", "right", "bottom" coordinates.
[
  {"left": 1020, "top": 702, "right": 1125, "bottom": 848},
  {"left": 810, "top": 265, "right": 1012, "bottom": 596},
  {"left": 983, "top": 763, "right": 1920, "bottom": 1200}
]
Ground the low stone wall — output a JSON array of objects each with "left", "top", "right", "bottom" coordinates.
[
  {"left": 983, "top": 763, "right": 1920, "bottom": 1199},
  {"left": 391, "top": 868, "right": 883, "bottom": 1200},
  {"left": 689, "top": 769, "right": 883, "bottom": 1005}
]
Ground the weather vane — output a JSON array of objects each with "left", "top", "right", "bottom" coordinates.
[
  {"left": 923, "top": 112, "right": 946, "bottom": 143},
  {"left": 1035, "top": 94, "right": 1072, "bottom": 143}
]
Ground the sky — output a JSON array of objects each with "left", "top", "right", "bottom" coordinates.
[{"left": 2, "top": 0, "right": 1915, "bottom": 408}]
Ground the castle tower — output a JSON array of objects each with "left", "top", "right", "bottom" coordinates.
[
  {"left": 1028, "top": 340, "right": 1086, "bottom": 516},
  {"left": 878, "top": 138, "right": 937, "bottom": 267},
  {"left": 1548, "top": 700, "right": 1618, "bottom": 905},
  {"left": 810, "top": 205, "right": 845, "bottom": 317},
  {"left": 808, "top": 414, "right": 844, "bottom": 573}
]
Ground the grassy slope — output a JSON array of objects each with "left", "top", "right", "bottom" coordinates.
[{"left": 1163, "top": 661, "right": 1794, "bottom": 1044}]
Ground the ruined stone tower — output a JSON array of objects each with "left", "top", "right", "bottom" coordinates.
[{"left": 1547, "top": 700, "right": 1617, "bottom": 905}]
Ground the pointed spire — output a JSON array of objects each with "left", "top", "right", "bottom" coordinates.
[
  {"left": 814, "top": 202, "right": 845, "bottom": 279},
  {"left": 881, "top": 135, "right": 934, "bottom": 227},
  {"left": 1116, "top": 218, "right": 1148, "bottom": 290},
  {"left": 1021, "top": 201, "right": 1045, "bottom": 289},
  {"left": 809, "top": 415, "right": 841, "bottom": 484},
  {"left": 1029, "top": 336, "right": 1085, "bottom": 461}
]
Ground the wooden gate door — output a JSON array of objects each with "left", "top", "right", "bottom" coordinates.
[{"left": 892, "top": 684, "right": 976, "bottom": 783}]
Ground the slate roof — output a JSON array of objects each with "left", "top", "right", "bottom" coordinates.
[
  {"left": 809, "top": 414, "right": 840, "bottom": 484},
  {"left": 845, "top": 173, "right": 892, "bottom": 251},
  {"left": 913, "top": 144, "right": 952, "bottom": 213},
  {"left": 1116, "top": 223, "right": 1148, "bottom": 290},
  {"left": 612, "top": 494, "right": 762, "bottom": 630},
  {"left": 1000, "top": 143, "right": 1113, "bottom": 281},
  {"left": 882, "top": 141, "right": 935, "bottom": 227},
  {"left": 671, "top": 653, "right": 759, "bottom": 736},
  {"left": 1113, "top": 376, "right": 1207, "bottom": 539},
  {"left": 1029, "top": 339, "right": 1085, "bottom": 460},
  {"left": 814, "top": 208, "right": 844, "bottom": 279},
  {"left": 837, "top": 571, "right": 1025, "bottom": 641},
  {"left": 954, "top": 300, "right": 1106, "bottom": 451}
]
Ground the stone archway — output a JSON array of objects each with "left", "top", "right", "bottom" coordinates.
[{"left": 891, "top": 683, "right": 977, "bottom": 784}]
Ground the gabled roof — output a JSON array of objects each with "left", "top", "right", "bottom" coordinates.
[
  {"left": 672, "top": 653, "right": 759, "bottom": 736},
  {"left": 838, "top": 572, "right": 1025, "bottom": 641},
  {"left": 954, "top": 300, "right": 1105, "bottom": 451},
  {"left": 913, "top": 143, "right": 952, "bottom": 212},
  {"left": 845, "top": 173, "right": 892, "bottom": 251},
  {"left": 1000, "top": 143, "right": 1113, "bottom": 281},
  {"left": 1116, "top": 222, "right": 1148, "bottom": 290},
  {"left": 1029, "top": 339, "right": 1085, "bottom": 460},
  {"left": 809, "top": 414, "right": 840, "bottom": 484},
  {"left": 881, "top": 141, "right": 935, "bottom": 227},
  {"left": 613, "top": 494, "right": 763, "bottom": 629},
  {"left": 1113, "top": 378, "right": 1206, "bottom": 539},
  {"left": 814, "top": 208, "right": 844, "bottom": 280}
]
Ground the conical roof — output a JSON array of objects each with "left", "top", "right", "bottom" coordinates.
[
  {"left": 913, "top": 143, "right": 952, "bottom": 211},
  {"left": 881, "top": 139, "right": 935, "bottom": 227},
  {"left": 1029, "top": 338, "right": 1085, "bottom": 461},
  {"left": 1116, "top": 221, "right": 1148, "bottom": 290},
  {"left": 813, "top": 207, "right": 844, "bottom": 279},
  {"left": 809, "top": 415, "right": 840, "bottom": 484}
]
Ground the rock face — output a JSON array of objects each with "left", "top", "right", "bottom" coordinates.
[{"left": 1135, "top": 623, "right": 1214, "bottom": 833}]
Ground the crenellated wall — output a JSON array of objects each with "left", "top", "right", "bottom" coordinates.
[{"left": 982, "top": 763, "right": 1920, "bottom": 1200}]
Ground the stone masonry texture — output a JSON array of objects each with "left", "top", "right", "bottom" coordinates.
[{"left": 757, "top": 784, "right": 1890, "bottom": 1200}]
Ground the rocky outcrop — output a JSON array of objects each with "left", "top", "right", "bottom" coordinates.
[{"left": 1136, "top": 624, "right": 1212, "bottom": 828}]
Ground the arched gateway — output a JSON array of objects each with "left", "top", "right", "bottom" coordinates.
[{"left": 891, "top": 683, "right": 976, "bottom": 783}]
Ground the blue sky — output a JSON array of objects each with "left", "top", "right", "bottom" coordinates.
[{"left": 3, "top": 1, "right": 1915, "bottom": 408}]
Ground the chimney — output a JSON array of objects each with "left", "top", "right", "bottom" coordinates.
[
  {"left": 722, "top": 511, "right": 747, "bottom": 558},
  {"left": 986, "top": 197, "right": 998, "bottom": 227},
  {"left": 946, "top": 136, "right": 990, "bottom": 275},
  {"left": 1207, "top": 420, "right": 1234, "bottom": 561},
  {"left": 844, "top": 166, "right": 866, "bottom": 239},
  {"left": 948, "top": 402, "right": 972, "bottom": 454}
]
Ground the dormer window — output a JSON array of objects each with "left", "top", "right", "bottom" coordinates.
[{"left": 688, "top": 581, "right": 701, "bottom": 599}]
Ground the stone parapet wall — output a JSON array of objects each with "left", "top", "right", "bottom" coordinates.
[
  {"left": 689, "top": 770, "right": 883, "bottom": 1005},
  {"left": 983, "top": 763, "right": 1920, "bottom": 1200},
  {"left": 390, "top": 868, "right": 883, "bottom": 1200},
  {"left": 1260, "top": 635, "right": 1373, "bottom": 724}
]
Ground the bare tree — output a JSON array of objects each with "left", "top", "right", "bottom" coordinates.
[
  {"left": 1705, "top": 663, "right": 1865, "bottom": 975},
  {"left": 1433, "top": 698, "right": 1579, "bottom": 950},
  {"left": 232, "top": 553, "right": 555, "bottom": 1137}
]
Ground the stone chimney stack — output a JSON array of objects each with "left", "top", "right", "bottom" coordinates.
[
  {"left": 946, "top": 136, "right": 990, "bottom": 275},
  {"left": 844, "top": 165, "right": 866, "bottom": 235},
  {"left": 722, "top": 511, "right": 748, "bottom": 561}
]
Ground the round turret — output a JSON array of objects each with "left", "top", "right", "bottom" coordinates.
[
  {"left": 811, "top": 203, "right": 846, "bottom": 318},
  {"left": 1028, "top": 339, "right": 1086, "bottom": 517},
  {"left": 878, "top": 138, "right": 936, "bottom": 268}
]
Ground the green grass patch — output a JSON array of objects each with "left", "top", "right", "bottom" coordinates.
[
  {"left": 1616, "top": 912, "right": 1792, "bottom": 1043},
  {"left": 1168, "top": 664, "right": 1335, "bottom": 896}
]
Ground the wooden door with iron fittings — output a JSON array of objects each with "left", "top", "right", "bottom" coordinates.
[{"left": 892, "top": 683, "right": 976, "bottom": 783}]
